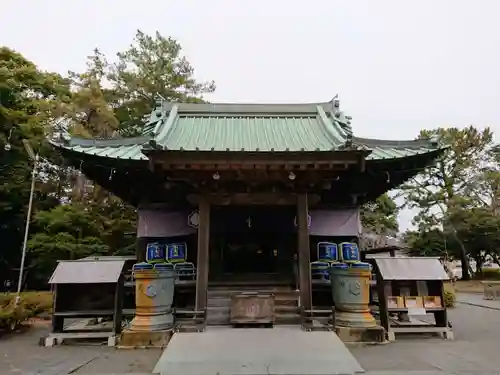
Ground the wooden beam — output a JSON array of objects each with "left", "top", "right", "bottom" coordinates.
[
  {"left": 187, "top": 193, "right": 321, "bottom": 206},
  {"left": 147, "top": 149, "right": 369, "bottom": 165},
  {"left": 297, "top": 193, "right": 312, "bottom": 310},
  {"left": 195, "top": 193, "right": 210, "bottom": 312},
  {"left": 162, "top": 169, "right": 353, "bottom": 185}
]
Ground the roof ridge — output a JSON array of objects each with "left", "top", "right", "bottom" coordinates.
[
  {"left": 177, "top": 100, "right": 333, "bottom": 106},
  {"left": 173, "top": 102, "right": 328, "bottom": 115}
]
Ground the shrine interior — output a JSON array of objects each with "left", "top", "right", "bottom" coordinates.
[{"left": 208, "top": 206, "right": 297, "bottom": 285}]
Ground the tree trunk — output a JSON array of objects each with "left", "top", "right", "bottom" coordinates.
[
  {"left": 447, "top": 226, "right": 471, "bottom": 280},
  {"left": 474, "top": 254, "right": 484, "bottom": 278},
  {"left": 453, "top": 230, "right": 470, "bottom": 280},
  {"left": 460, "top": 251, "right": 471, "bottom": 280}
]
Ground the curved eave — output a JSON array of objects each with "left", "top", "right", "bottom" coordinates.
[
  {"left": 361, "top": 149, "right": 444, "bottom": 202},
  {"left": 51, "top": 141, "right": 151, "bottom": 206},
  {"left": 353, "top": 136, "right": 442, "bottom": 160},
  {"left": 49, "top": 137, "right": 149, "bottom": 161}
]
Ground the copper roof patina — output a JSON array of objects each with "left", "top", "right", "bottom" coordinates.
[{"left": 50, "top": 98, "right": 442, "bottom": 161}]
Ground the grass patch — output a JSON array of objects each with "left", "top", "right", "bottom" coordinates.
[
  {"left": 454, "top": 280, "right": 486, "bottom": 293},
  {"left": 0, "top": 291, "right": 52, "bottom": 332},
  {"left": 476, "top": 268, "right": 500, "bottom": 280}
]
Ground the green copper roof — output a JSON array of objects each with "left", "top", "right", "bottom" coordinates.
[
  {"left": 52, "top": 136, "right": 149, "bottom": 161},
  {"left": 157, "top": 115, "right": 345, "bottom": 152},
  {"left": 66, "top": 143, "right": 148, "bottom": 160},
  {"left": 353, "top": 137, "right": 438, "bottom": 160},
  {"left": 51, "top": 99, "right": 441, "bottom": 161},
  {"left": 150, "top": 102, "right": 349, "bottom": 152}
]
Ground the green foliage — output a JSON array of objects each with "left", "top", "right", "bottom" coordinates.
[
  {"left": 26, "top": 200, "right": 138, "bottom": 283},
  {"left": 475, "top": 268, "right": 500, "bottom": 280},
  {"left": 400, "top": 127, "right": 498, "bottom": 280},
  {"left": 0, "top": 292, "right": 52, "bottom": 331},
  {"left": 0, "top": 47, "right": 70, "bottom": 134},
  {"left": 0, "top": 47, "right": 70, "bottom": 285},
  {"left": 443, "top": 290, "right": 456, "bottom": 308},
  {"left": 26, "top": 204, "right": 109, "bottom": 282},
  {"left": 404, "top": 229, "right": 452, "bottom": 257},
  {"left": 361, "top": 194, "right": 399, "bottom": 235},
  {"left": 66, "top": 29, "right": 215, "bottom": 137},
  {"left": 1, "top": 31, "right": 211, "bottom": 290},
  {"left": 1, "top": 32, "right": 211, "bottom": 289}
]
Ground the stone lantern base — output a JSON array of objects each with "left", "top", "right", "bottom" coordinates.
[
  {"left": 118, "top": 329, "right": 173, "bottom": 348},
  {"left": 335, "top": 325, "right": 386, "bottom": 344}
]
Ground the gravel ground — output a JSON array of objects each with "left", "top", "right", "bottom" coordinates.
[
  {"left": 0, "top": 322, "right": 161, "bottom": 374},
  {"left": 351, "top": 297, "right": 500, "bottom": 375},
  {"left": 1, "top": 295, "right": 499, "bottom": 375}
]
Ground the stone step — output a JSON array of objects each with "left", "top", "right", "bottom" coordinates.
[
  {"left": 208, "top": 285, "right": 295, "bottom": 293},
  {"left": 207, "top": 294, "right": 298, "bottom": 310},
  {"left": 206, "top": 308, "right": 302, "bottom": 325},
  {"left": 207, "top": 306, "right": 229, "bottom": 313},
  {"left": 208, "top": 289, "right": 298, "bottom": 299},
  {"left": 207, "top": 297, "right": 231, "bottom": 307},
  {"left": 207, "top": 290, "right": 292, "bottom": 295},
  {"left": 274, "top": 297, "right": 299, "bottom": 306},
  {"left": 206, "top": 288, "right": 300, "bottom": 326},
  {"left": 207, "top": 305, "right": 300, "bottom": 313},
  {"left": 208, "top": 286, "right": 293, "bottom": 292},
  {"left": 207, "top": 293, "right": 297, "bottom": 301},
  {"left": 275, "top": 305, "right": 300, "bottom": 313},
  {"left": 274, "top": 312, "right": 302, "bottom": 325},
  {"left": 206, "top": 306, "right": 231, "bottom": 325},
  {"left": 206, "top": 318, "right": 230, "bottom": 325}
]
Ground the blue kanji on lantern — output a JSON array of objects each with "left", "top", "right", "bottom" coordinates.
[
  {"left": 339, "top": 242, "right": 360, "bottom": 262},
  {"left": 146, "top": 242, "right": 167, "bottom": 263},
  {"left": 317, "top": 242, "right": 338, "bottom": 262},
  {"left": 166, "top": 242, "right": 187, "bottom": 263}
]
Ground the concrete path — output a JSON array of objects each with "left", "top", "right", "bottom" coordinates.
[
  {"left": 350, "top": 303, "right": 500, "bottom": 375},
  {"left": 456, "top": 292, "right": 500, "bottom": 310},
  {"left": 153, "top": 326, "right": 364, "bottom": 375}
]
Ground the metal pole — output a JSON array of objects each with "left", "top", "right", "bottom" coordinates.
[{"left": 15, "top": 155, "right": 37, "bottom": 305}]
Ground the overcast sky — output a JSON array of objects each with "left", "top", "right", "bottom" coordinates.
[{"left": 2, "top": 0, "right": 499, "bottom": 231}]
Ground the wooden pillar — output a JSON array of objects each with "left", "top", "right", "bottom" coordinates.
[
  {"left": 297, "top": 193, "right": 312, "bottom": 310},
  {"left": 135, "top": 237, "right": 148, "bottom": 262},
  {"left": 195, "top": 194, "right": 210, "bottom": 311},
  {"left": 113, "top": 275, "right": 124, "bottom": 335}
]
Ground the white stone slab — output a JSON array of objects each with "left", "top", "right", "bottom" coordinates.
[{"left": 154, "top": 326, "right": 364, "bottom": 375}]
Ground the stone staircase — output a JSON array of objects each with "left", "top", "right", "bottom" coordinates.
[{"left": 206, "top": 286, "right": 301, "bottom": 326}]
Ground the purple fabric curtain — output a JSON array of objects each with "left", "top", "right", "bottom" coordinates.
[
  {"left": 137, "top": 209, "right": 196, "bottom": 238},
  {"left": 308, "top": 209, "right": 361, "bottom": 236},
  {"left": 137, "top": 207, "right": 361, "bottom": 238}
]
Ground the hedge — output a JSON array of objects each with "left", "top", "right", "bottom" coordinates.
[
  {"left": 477, "top": 268, "right": 500, "bottom": 280},
  {"left": 443, "top": 290, "right": 456, "bottom": 308},
  {"left": 0, "top": 292, "right": 52, "bottom": 332}
]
